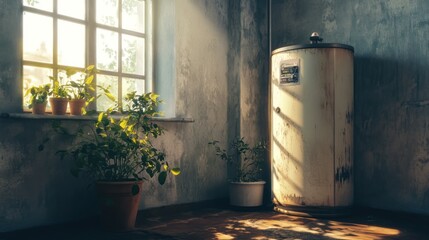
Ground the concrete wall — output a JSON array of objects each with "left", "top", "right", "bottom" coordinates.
[
  {"left": 227, "top": 0, "right": 269, "bottom": 160},
  {"left": 272, "top": 0, "right": 429, "bottom": 215},
  {"left": 0, "top": 0, "right": 268, "bottom": 232}
]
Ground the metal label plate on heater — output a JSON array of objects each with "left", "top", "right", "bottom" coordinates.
[{"left": 280, "top": 59, "right": 300, "bottom": 85}]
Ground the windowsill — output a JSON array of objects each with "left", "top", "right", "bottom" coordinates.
[{"left": 0, "top": 112, "right": 194, "bottom": 123}]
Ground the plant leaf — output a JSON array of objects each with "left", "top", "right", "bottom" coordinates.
[
  {"left": 158, "top": 171, "right": 167, "bottom": 185},
  {"left": 97, "top": 112, "right": 104, "bottom": 122},
  {"left": 85, "top": 75, "right": 94, "bottom": 85},
  {"left": 105, "top": 92, "right": 116, "bottom": 102},
  {"left": 171, "top": 168, "right": 181, "bottom": 176},
  {"left": 65, "top": 67, "right": 78, "bottom": 77},
  {"left": 131, "top": 184, "right": 140, "bottom": 196},
  {"left": 86, "top": 65, "right": 95, "bottom": 71}
]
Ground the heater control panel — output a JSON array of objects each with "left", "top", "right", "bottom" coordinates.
[{"left": 280, "top": 59, "right": 300, "bottom": 85}]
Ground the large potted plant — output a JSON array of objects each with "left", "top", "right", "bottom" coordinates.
[
  {"left": 209, "top": 137, "right": 267, "bottom": 207},
  {"left": 47, "top": 92, "right": 180, "bottom": 231},
  {"left": 25, "top": 83, "right": 51, "bottom": 114},
  {"left": 64, "top": 65, "right": 98, "bottom": 115}
]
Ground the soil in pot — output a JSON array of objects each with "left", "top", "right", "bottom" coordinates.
[
  {"left": 32, "top": 102, "right": 47, "bottom": 115},
  {"left": 96, "top": 181, "right": 143, "bottom": 231},
  {"left": 69, "top": 99, "right": 86, "bottom": 116},
  {"left": 49, "top": 97, "right": 68, "bottom": 115}
]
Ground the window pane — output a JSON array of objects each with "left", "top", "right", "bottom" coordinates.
[
  {"left": 23, "top": 65, "right": 53, "bottom": 108},
  {"left": 23, "top": 12, "right": 53, "bottom": 63},
  {"left": 97, "top": 74, "right": 118, "bottom": 111},
  {"left": 122, "top": 34, "right": 144, "bottom": 75},
  {"left": 96, "top": 0, "right": 118, "bottom": 27},
  {"left": 97, "top": 28, "right": 118, "bottom": 71},
  {"left": 122, "top": 77, "right": 144, "bottom": 108},
  {"left": 23, "top": 0, "right": 53, "bottom": 12},
  {"left": 58, "top": 20, "right": 85, "bottom": 67},
  {"left": 58, "top": 0, "right": 86, "bottom": 20},
  {"left": 122, "top": 0, "right": 145, "bottom": 33}
]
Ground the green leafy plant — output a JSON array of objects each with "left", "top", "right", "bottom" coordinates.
[
  {"left": 63, "top": 65, "right": 116, "bottom": 103},
  {"left": 64, "top": 65, "right": 97, "bottom": 101},
  {"left": 209, "top": 137, "right": 266, "bottom": 182},
  {"left": 50, "top": 65, "right": 116, "bottom": 115},
  {"left": 49, "top": 75, "right": 70, "bottom": 99},
  {"left": 25, "top": 83, "right": 51, "bottom": 109},
  {"left": 45, "top": 92, "right": 180, "bottom": 184}
]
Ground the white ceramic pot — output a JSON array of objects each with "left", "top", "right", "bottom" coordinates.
[{"left": 229, "top": 181, "right": 266, "bottom": 207}]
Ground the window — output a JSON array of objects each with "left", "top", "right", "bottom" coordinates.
[{"left": 22, "top": 0, "right": 152, "bottom": 112}]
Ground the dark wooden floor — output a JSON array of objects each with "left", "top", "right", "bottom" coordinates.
[{"left": 2, "top": 205, "right": 429, "bottom": 239}]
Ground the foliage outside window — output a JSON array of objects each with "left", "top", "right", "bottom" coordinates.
[{"left": 22, "top": 0, "right": 150, "bottom": 112}]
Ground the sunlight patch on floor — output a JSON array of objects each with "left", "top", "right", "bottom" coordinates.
[
  {"left": 234, "top": 218, "right": 401, "bottom": 240},
  {"left": 324, "top": 221, "right": 401, "bottom": 240},
  {"left": 214, "top": 232, "right": 235, "bottom": 239}
]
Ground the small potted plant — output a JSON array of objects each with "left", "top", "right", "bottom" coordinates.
[
  {"left": 44, "top": 92, "right": 180, "bottom": 231},
  {"left": 25, "top": 83, "right": 51, "bottom": 115},
  {"left": 209, "top": 137, "right": 267, "bottom": 207},
  {"left": 64, "top": 65, "right": 97, "bottom": 115},
  {"left": 49, "top": 75, "right": 70, "bottom": 115}
]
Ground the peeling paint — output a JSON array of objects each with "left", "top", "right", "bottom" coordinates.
[
  {"left": 286, "top": 194, "right": 306, "bottom": 206},
  {"left": 335, "top": 165, "right": 353, "bottom": 183},
  {"left": 346, "top": 110, "right": 353, "bottom": 124}
]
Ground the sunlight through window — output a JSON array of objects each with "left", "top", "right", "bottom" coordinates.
[
  {"left": 22, "top": 0, "right": 149, "bottom": 112},
  {"left": 58, "top": 0, "right": 85, "bottom": 20}
]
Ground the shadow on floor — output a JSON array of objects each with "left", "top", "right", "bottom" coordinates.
[{"left": 1, "top": 205, "right": 429, "bottom": 240}]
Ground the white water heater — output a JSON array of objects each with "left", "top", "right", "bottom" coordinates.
[{"left": 271, "top": 33, "right": 354, "bottom": 216}]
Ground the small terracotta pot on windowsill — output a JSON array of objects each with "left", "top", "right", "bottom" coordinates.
[
  {"left": 49, "top": 97, "right": 69, "bottom": 115},
  {"left": 32, "top": 102, "right": 47, "bottom": 115},
  {"left": 69, "top": 99, "right": 86, "bottom": 116}
]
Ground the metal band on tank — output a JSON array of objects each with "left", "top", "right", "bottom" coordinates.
[{"left": 272, "top": 43, "right": 354, "bottom": 55}]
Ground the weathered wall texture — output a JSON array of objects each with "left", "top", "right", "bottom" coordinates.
[
  {"left": 0, "top": 120, "right": 98, "bottom": 231},
  {"left": 239, "top": 0, "right": 269, "bottom": 146},
  {"left": 0, "top": 0, "right": 21, "bottom": 112},
  {"left": 152, "top": 0, "right": 233, "bottom": 207},
  {"left": 0, "top": 0, "right": 268, "bottom": 232},
  {"left": 237, "top": 0, "right": 269, "bottom": 196},
  {"left": 272, "top": 0, "right": 429, "bottom": 214}
]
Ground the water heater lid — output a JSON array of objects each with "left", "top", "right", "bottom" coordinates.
[{"left": 272, "top": 43, "right": 354, "bottom": 55}]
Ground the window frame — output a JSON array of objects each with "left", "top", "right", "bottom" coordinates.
[{"left": 22, "top": 0, "right": 153, "bottom": 112}]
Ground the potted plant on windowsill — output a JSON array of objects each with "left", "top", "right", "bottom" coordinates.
[
  {"left": 44, "top": 91, "right": 180, "bottom": 231},
  {"left": 64, "top": 65, "right": 98, "bottom": 115},
  {"left": 25, "top": 83, "right": 51, "bottom": 115},
  {"left": 209, "top": 137, "right": 267, "bottom": 207},
  {"left": 49, "top": 76, "right": 70, "bottom": 115}
]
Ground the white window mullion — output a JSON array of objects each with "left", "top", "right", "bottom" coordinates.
[
  {"left": 87, "top": 0, "right": 97, "bottom": 111},
  {"left": 145, "top": 0, "right": 152, "bottom": 92},
  {"left": 118, "top": 0, "right": 123, "bottom": 109},
  {"left": 87, "top": 0, "right": 96, "bottom": 67},
  {"left": 52, "top": 0, "right": 58, "bottom": 80}
]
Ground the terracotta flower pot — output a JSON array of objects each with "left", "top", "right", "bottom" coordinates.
[
  {"left": 32, "top": 102, "right": 47, "bottom": 115},
  {"left": 49, "top": 97, "right": 68, "bottom": 115},
  {"left": 69, "top": 99, "right": 86, "bottom": 116},
  {"left": 96, "top": 181, "right": 143, "bottom": 231}
]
